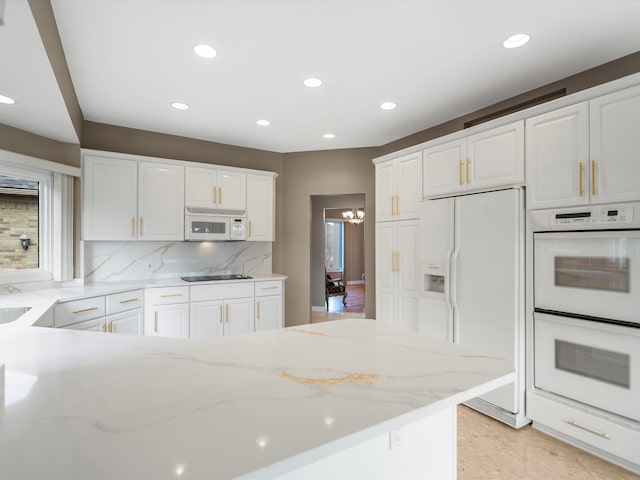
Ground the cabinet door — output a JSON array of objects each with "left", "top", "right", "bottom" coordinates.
[
  {"left": 149, "top": 304, "right": 189, "bottom": 338},
  {"left": 63, "top": 317, "right": 106, "bottom": 332},
  {"left": 255, "top": 295, "right": 282, "bottom": 332},
  {"left": 423, "top": 139, "right": 466, "bottom": 198},
  {"left": 396, "top": 220, "right": 418, "bottom": 296},
  {"left": 185, "top": 167, "right": 217, "bottom": 208},
  {"left": 375, "top": 161, "right": 395, "bottom": 222},
  {"left": 224, "top": 298, "right": 254, "bottom": 336},
  {"left": 395, "top": 153, "right": 422, "bottom": 219},
  {"left": 398, "top": 294, "right": 418, "bottom": 331},
  {"left": 108, "top": 309, "right": 142, "bottom": 335},
  {"left": 526, "top": 103, "right": 589, "bottom": 209},
  {"left": 138, "top": 162, "right": 185, "bottom": 241},
  {"left": 83, "top": 156, "right": 137, "bottom": 240},
  {"left": 590, "top": 84, "right": 640, "bottom": 204},
  {"left": 467, "top": 121, "right": 524, "bottom": 192},
  {"left": 375, "top": 223, "right": 396, "bottom": 292},
  {"left": 376, "top": 289, "right": 396, "bottom": 326},
  {"left": 190, "top": 300, "right": 224, "bottom": 340},
  {"left": 218, "top": 171, "right": 247, "bottom": 211},
  {"left": 247, "top": 174, "right": 275, "bottom": 241}
]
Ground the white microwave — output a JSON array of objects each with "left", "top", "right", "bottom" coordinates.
[{"left": 185, "top": 210, "right": 246, "bottom": 241}]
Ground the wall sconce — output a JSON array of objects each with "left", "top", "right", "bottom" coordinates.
[{"left": 19, "top": 234, "right": 30, "bottom": 251}]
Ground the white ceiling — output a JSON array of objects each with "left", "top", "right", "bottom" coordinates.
[{"left": 2, "top": 1, "right": 640, "bottom": 153}]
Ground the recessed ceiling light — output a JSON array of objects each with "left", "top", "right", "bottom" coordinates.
[
  {"left": 304, "top": 78, "right": 323, "bottom": 88},
  {"left": 0, "top": 94, "right": 16, "bottom": 105},
  {"left": 171, "top": 102, "right": 189, "bottom": 110},
  {"left": 256, "top": 119, "right": 271, "bottom": 126},
  {"left": 503, "top": 33, "right": 530, "bottom": 49},
  {"left": 380, "top": 102, "right": 396, "bottom": 110},
  {"left": 323, "top": 133, "right": 335, "bottom": 139},
  {"left": 194, "top": 44, "right": 217, "bottom": 58}
]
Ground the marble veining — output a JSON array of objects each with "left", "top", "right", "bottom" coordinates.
[
  {"left": 83, "top": 240, "right": 272, "bottom": 283},
  {"left": 0, "top": 318, "right": 513, "bottom": 480}
]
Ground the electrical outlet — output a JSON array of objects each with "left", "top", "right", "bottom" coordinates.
[{"left": 389, "top": 428, "right": 402, "bottom": 450}]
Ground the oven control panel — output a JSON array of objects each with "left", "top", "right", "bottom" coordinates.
[{"left": 551, "top": 207, "right": 633, "bottom": 226}]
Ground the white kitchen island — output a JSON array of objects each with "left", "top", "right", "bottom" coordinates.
[{"left": 0, "top": 317, "right": 513, "bottom": 479}]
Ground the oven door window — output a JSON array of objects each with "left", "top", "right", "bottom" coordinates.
[
  {"left": 534, "top": 230, "right": 640, "bottom": 323},
  {"left": 555, "top": 339, "right": 630, "bottom": 388}
]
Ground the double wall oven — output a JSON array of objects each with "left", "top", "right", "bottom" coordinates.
[{"left": 531, "top": 203, "right": 640, "bottom": 423}]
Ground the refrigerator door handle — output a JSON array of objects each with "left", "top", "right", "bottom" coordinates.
[{"left": 450, "top": 248, "right": 460, "bottom": 343}]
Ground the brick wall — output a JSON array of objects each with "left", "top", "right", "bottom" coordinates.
[{"left": 0, "top": 194, "right": 39, "bottom": 270}]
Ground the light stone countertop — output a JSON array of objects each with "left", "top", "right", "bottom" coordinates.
[{"left": 0, "top": 317, "right": 513, "bottom": 480}]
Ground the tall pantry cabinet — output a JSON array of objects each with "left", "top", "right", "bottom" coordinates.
[{"left": 374, "top": 152, "right": 421, "bottom": 329}]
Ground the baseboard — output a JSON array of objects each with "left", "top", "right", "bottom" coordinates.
[
  {"left": 346, "top": 280, "right": 364, "bottom": 285},
  {"left": 311, "top": 306, "right": 326, "bottom": 312}
]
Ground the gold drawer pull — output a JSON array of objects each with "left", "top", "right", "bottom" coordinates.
[
  {"left": 579, "top": 162, "right": 584, "bottom": 197},
  {"left": 219, "top": 186, "right": 222, "bottom": 205},
  {"left": 108, "top": 322, "right": 113, "bottom": 333},
  {"left": 260, "top": 286, "right": 278, "bottom": 290},
  {"left": 565, "top": 420, "right": 610, "bottom": 440},
  {"left": 139, "top": 217, "right": 143, "bottom": 237},
  {"left": 591, "top": 160, "right": 597, "bottom": 195},
  {"left": 257, "top": 301, "right": 261, "bottom": 320},
  {"left": 225, "top": 303, "right": 229, "bottom": 322},
  {"left": 248, "top": 220, "right": 252, "bottom": 239},
  {"left": 459, "top": 160, "right": 464, "bottom": 185},
  {"left": 131, "top": 217, "right": 135, "bottom": 237},
  {"left": 160, "top": 293, "right": 183, "bottom": 298},
  {"left": 119, "top": 298, "right": 139, "bottom": 304},
  {"left": 72, "top": 306, "right": 98, "bottom": 315},
  {"left": 465, "top": 159, "right": 470, "bottom": 184}
]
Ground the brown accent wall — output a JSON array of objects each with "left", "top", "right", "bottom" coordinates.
[
  {"left": 380, "top": 50, "right": 640, "bottom": 155},
  {"left": 0, "top": 123, "right": 80, "bottom": 167},
  {"left": 282, "top": 148, "right": 377, "bottom": 326},
  {"left": 81, "top": 121, "right": 285, "bottom": 273}
]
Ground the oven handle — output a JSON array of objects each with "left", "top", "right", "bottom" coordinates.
[{"left": 564, "top": 420, "right": 610, "bottom": 440}]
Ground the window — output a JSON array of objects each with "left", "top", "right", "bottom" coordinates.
[
  {"left": 325, "top": 221, "right": 344, "bottom": 272},
  {"left": 0, "top": 150, "right": 77, "bottom": 284}
]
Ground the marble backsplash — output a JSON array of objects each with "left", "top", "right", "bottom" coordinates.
[{"left": 83, "top": 241, "right": 272, "bottom": 283}]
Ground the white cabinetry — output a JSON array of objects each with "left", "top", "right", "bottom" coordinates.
[
  {"left": 83, "top": 154, "right": 184, "bottom": 241},
  {"left": 375, "top": 220, "right": 418, "bottom": 330},
  {"left": 526, "top": 84, "right": 640, "bottom": 209},
  {"left": 254, "top": 280, "right": 283, "bottom": 332},
  {"left": 189, "top": 283, "right": 254, "bottom": 339},
  {"left": 375, "top": 152, "right": 422, "bottom": 222},
  {"left": 423, "top": 121, "right": 524, "bottom": 198},
  {"left": 185, "top": 167, "right": 246, "bottom": 211},
  {"left": 247, "top": 174, "right": 275, "bottom": 241},
  {"left": 57, "top": 289, "right": 143, "bottom": 335},
  {"left": 145, "top": 286, "right": 190, "bottom": 338}
]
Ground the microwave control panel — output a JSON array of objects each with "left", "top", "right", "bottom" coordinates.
[{"left": 551, "top": 207, "right": 633, "bottom": 226}]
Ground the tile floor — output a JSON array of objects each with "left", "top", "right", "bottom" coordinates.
[{"left": 458, "top": 405, "right": 640, "bottom": 480}]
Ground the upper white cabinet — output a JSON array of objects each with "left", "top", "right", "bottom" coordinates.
[
  {"left": 83, "top": 156, "right": 137, "bottom": 241},
  {"left": 138, "top": 162, "right": 185, "bottom": 240},
  {"left": 526, "top": 84, "right": 640, "bottom": 209},
  {"left": 185, "top": 167, "right": 246, "bottom": 211},
  {"left": 247, "top": 174, "right": 275, "bottom": 241},
  {"left": 83, "top": 155, "right": 184, "bottom": 241},
  {"left": 375, "top": 152, "right": 422, "bottom": 222},
  {"left": 590, "top": 84, "right": 640, "bottom": 205},
  {"left": 423, "top": 121, "right": 524, "bottom": 198}
]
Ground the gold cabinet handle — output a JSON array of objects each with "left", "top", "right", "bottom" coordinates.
[
  {"left": 154, "top": 312, "right": 158, "bottom": 333},
  {"left": 72, "top": 306, "right": 98, "bottom": 315},
  {"left": 101, "top": 323, "right": 106, "bottom": 333},
  {"left": 225, "top": 303, "right": 229, "bottom": 322},
  {"left": 261, "top": 286, "right": 278, "bottom": 290},
  {"left": 565, "top": 420, "right": 610, "bottom": 440},
  {"left": 219, "top": 186, "right": 222, "bottom": 205},
  {"left": 132, "top": 217, "right": 135, "bottom": 237},
  {"left": 466, "top": 159, "right": 470, "bottom": 185},
  {"left": 219, "top": 304, "right": 223, "bottom": 324},
  {"left": 459, "top": 160, "right": 464, "bottom": 185},
  {"left": 160, "top": 293, "right": 183, "bottom": 298},
  {"left": 119, "top": 298, "right": 139, "bottom": 304},
  {"left": 257, "top": 301, "right": 261, "bottom": 320},
  {"left": 396, "top": 251, "right": 400, "bottom": 272},
  {"left": 579, "top": 162, "right": 585, "bottom": 197},
  {"left": 108, "top": 322, "right": 113, "bottom": 333},
  {"left": 395, "top": 195, "right": 400, "bottom": 215},
  {"left": 213, "top": 186, "right": 217, "bottom": 205},
  {"left": 391, "top": 196, "right": 395, "bottom": 216},
  {"left": 139, "top": 217, "right": 143, "bottom": 237},
  {"left": 248, "top": 220, "right": 252, "bottom": 239},
  {"left": 591, "top": 160, "right": 597, "bottom": 195}
]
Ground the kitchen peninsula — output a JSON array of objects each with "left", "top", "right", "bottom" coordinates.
[{"left": 0, "top": 316, "right": 513, "bottom": 479}]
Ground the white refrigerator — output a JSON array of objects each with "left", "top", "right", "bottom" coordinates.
[{"left": 418, "top": 188, "right": 526, "bottom": 425}]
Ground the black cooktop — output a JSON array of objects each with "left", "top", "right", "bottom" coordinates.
[{"left": 181, "top": 274, "right": 252, "bottom": 282}]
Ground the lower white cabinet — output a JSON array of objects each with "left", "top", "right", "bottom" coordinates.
[
  {"left": 145, "top": 286, "right": 190, "bottom": 338},
  {"left": 189, "top": 283, "right": 255, "bottom": 339},
  {"left": 255, "top": 295, "right": 282, "bottom": 332}
]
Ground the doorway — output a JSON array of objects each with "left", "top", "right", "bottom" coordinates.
[{"left": 310, "top": 194, "right": 366, "bottom": 323}]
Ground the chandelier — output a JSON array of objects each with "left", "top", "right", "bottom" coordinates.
[{"left": 342, "top": 208, "right": 365, "bottom": 225}]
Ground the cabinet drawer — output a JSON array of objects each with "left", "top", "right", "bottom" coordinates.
[
  {"left": 55, "top": 296, "right": 106, "bottom": 328},
  {"left": 149, "top": 286, "right": 189, "bottom": 305},
  {"left": 528, "top": 392, "right": 640, "bottom": 466},
  {"left": 255, "top": 281, "right": 283, "bottom": 297},
  {"left": 190, "top": 283, "right": 254, "bottom": 302},
  {"left": 107, "top": 289, "right": 144, "bottom": 315}
]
